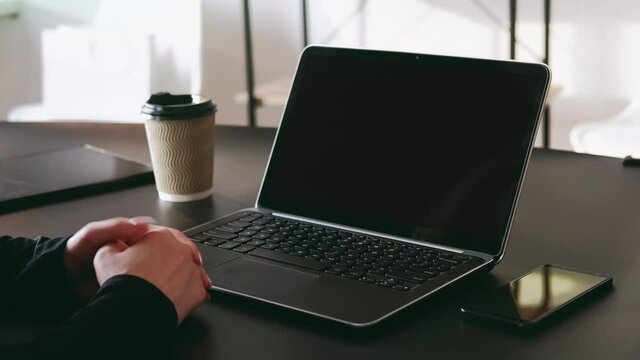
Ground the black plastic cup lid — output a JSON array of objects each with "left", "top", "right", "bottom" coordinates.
[{"left": 141, "top": 92, "right": 217, "bottom": 119}]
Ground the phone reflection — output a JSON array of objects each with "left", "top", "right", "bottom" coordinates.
[{"left": 509, "top": 265, "right": 605, "bottom": 322}]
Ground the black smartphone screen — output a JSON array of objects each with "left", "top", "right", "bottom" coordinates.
[{"left": 461, "top": 264, "right": 612, "bottom": 326}]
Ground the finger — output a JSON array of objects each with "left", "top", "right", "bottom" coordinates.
[
  {"left": 78, "top": 218, "right": 149, "bottom": 248},
  {"left": 95, "top": 239, "right": 128, "bottom": 258},
  {"left": 168, "top": 228, "right": 191, "bottom": 243},
  {"left": 147, "top": 225, "right": 203, "bottom": 266},
  {"left": 199, "top": 267, "right": 212, "bottom": 302},
  {"left": 110, "top": 239, "right": 129, "bottom": 252},
  {"left": 94, "top": 240, "right": 128, "bottom": 285},
  {"left": 129, "top": 216, "right": 158, "bottom": 225},
  {"left": 196, "top": 270, "right": 211, "bottom": 303},
  {"left": 200, "top": 266, "right": 212, "bottom": 288},
  {"left": 169, "top": 228, "right": 203, "bottom": 266},
  {"left": 138, "top": 225, "right": 203, "bottom": 266}
]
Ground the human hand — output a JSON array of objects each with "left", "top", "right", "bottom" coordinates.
[
  {"left": 93, "top": 226, "right": 212, "bottom": 324},
  {"left": 65, "top": 217, "right": 153, "bottom": 300}
]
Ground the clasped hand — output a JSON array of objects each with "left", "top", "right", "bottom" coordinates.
[{"left": 64, "top": 217, "right": 211, "bottom": 324}]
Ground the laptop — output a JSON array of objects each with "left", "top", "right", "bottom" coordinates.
[{"left": 186, "top": 46, "right": 550, "bottom": 327}]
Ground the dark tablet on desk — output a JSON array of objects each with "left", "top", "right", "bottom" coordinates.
[{"left": 0, "top": 145, "right": 154, "bottom": 214}]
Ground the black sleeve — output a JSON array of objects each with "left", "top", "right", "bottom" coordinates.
[
  {"left": 5, "top": 274, "right": 178, "bottom": 360},
  {"left": 0, "top": 235, "right": 39, "bottom": 288},
  {"left": 0, "top": 235, "right": 83, "bottom": 322}
]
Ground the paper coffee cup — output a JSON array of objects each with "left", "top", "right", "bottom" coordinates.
[{"left": 141, "top": 93, "right": 217, "bottom": 202}]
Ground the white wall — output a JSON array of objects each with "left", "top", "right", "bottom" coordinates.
[
  {"left": 2, "top": 0, "right": 640, "bottom": 147},
  {"left": 203, "top": 0, "right": 511, "bottom": 127},
  {"left": 201, "top": 0, "right": 305, "bottom": 127},
  {"left": 0, "top": 0, "right": 99, "bottom": 122}
]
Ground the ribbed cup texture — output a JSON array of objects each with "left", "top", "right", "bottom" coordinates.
[{"left": 144, "top": 114, "right": 215, "bottom": 196}]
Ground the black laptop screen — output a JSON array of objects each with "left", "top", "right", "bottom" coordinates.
[{"left": 258, "top": 47, "right": 549, "bottom": 256}]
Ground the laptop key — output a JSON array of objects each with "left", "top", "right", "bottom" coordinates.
[
  {"left": 282, "top": 239, "right": 299, "bottom": 246},
  {"left": 325, "top": 267, "right": 348, "bottom": 275},
  {"left": 216, "top": 226, "right": 243, "bottom": 233},
  {"left": 204, "top": 230, "right": 237, "bottom": 240},
  {"left": 343, "top": 270, "right": 364, "bottom": 279},
  {"left": 392, "top": 284, "right": 410, "bottom": 291},
  {"left": 433, "top": 264, "right": 450, "bottom": 272},
  {"left": 387, "top": 270, "right": 429, "bottom": 283},
  {"left": 252, "top": 233, "right": 271, "bottom": 240},
  {"left": 219, "top": 241, "right": 241, "bottom": 250},
  {"left": 239, "top": 215, "right": 261, "bottom": 222},
  {"left": 235, "top": 236, "right": 252, "bottom": 243},
  {"left": 204, "top": 239, "right": 226, "bottom": 247},
  {"left": 291, "top": 249, "right": 309, "bottom": 257},
  {"left": 227, "top": 220, "right": 252, "bottom": 228},
  {"left": 351, "top": 262, "right": 371, "bottom": 271},
  {"left": 261, "top": 243, "right": 280, "bottom": 250},
  {"left": 246, "top": 239, "right": 266, "bottom": 246},
  {"left": 191, "top": 234, "right": 211, "bottom": 243},
  {"left": 234, "top": 245, "right": 256, "bottom": 253},
  {"left": 368, "top": 267, "right": 387, "bottom": 275},
  {"left": 249, "top": 248, "right": 330, "bottom": 271},
  {"left": 375, "top": 279, "right": 394, "bottom": 288},
  {"left": 436, "top": 257, "right": 460, "bottom": 265},
  {"left": 252, "top": 216, "right": 274, "bottom": 225},
  {"left": 267, "top": 236, "right": 284, "bottom": 243},
  {"left": 390, "top": 264, "right": 408, "bottom": 271}
]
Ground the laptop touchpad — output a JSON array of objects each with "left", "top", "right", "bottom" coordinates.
[{"left": 208, "top": 258, "right": 318, "bottom": 296}]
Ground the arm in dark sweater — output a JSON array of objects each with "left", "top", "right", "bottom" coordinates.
[
  {"left": 7, "top": 275, "right": 178, "bottom": 360},
  {"left": 1, "top": 236, "right": 178, "bottom": 359},
  {"left": 1, "top": 235, "right": 82, "bottom": 322}
]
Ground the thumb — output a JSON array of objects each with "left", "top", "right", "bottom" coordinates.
[
  {"left": 96, "top": 239, "right": 129, "bottom": 257},
  {"left": 94, "top": 240, "right": 128, "bottom": 286}
]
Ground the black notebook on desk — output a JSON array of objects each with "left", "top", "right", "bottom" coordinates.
[{"left": 0, "top": 145, "right": 154, "bottom": 214}]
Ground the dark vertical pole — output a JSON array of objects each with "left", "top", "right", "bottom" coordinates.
[
  {"left": 242, "top": 0, "right": 257, "bottom": 127},
  {"left": 302, "top": 0, "right": 309, "bottom": 47},
  {"left": 509, "top": 0, "right": 517, "bottom": 60},
  {"left": 542, "top": 0, "right": 551, "bottom": 148}
]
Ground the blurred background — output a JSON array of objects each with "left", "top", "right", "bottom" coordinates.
[{"left": 1, "top": 0, "right": 640, "bottom": 156}]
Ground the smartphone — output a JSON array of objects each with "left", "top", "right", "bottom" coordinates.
[{"left": 460, "top": 264, "right": 612, "bottom": 327}]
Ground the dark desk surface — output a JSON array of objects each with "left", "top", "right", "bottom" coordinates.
[{"left": 1, "top": 122, "right": 640, "bottom": 359}]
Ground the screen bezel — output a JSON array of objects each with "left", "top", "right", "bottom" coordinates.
[
  {"left": 461, "top": 264, "right": 612, "bottom": 327},
  {"left": 256, "top": 45, "right": 551, "bottom": 260}
]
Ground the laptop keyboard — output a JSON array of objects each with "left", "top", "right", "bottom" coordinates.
[{"left": 190, "top": 212, "right": 473, "bottom": 292}]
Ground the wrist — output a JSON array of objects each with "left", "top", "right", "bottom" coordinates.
[{"left": 98, "top": 274, "right": 179, "bottom": 326}]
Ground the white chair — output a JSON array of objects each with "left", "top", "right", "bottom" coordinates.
[{"left": 570, "top": 95, "right": 640, "bottom": 158}]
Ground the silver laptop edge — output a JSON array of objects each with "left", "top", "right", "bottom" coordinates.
[{"left": 212, "top": 254, "right": 494, "bottom": 327}]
